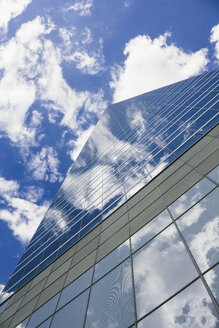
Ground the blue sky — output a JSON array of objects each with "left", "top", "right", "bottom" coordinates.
[{"left": 0, "top": 0, "right": 218, "bottom": 294}]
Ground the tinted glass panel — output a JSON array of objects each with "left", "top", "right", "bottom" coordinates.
[
  {"left": 131, "top": 209, "right": 172, "bottom": 252},
  {"left": 169, "top": 177, "right": 215, "bottom": 219},
  {"left": 207, "top": 165, "right": 219, "bottom": 184},
  {"left": 138, "top": 279, "right": 219, "bottom": 328},
  {"left": 57, "top": 268, "right": 93, "bottom": 310},
  {"left": 51, "top": 289, "right": 89, "bottom": 328},
  {"left": 27, "top": 294, "right": 59, "bottom": 328},
  {"left": 133, "top": 225, "right": 198, "bottom": 319},
  {"left": 94, "top": 240, "right": 130, "bottom": 282},
  {"left": 177, "top": 188, "right": 219, "bottom": 272},
  {"left": 204, "top": 265, "right": 219, "bottom": 304},
  {"left": 85, "top": 259, "right": 134, "bottom": 328}
]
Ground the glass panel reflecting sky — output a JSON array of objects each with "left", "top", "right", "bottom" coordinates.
[
  {"left": 27, "top": 294, "right": 59, "bottom": 328},
  {"left": 204, "top": 265, "right": 219, "bottom": 304},
  {"left": 169, "top": 177, "right": 216, "bottom": 219},
  {"left": 131, "top": 209, "right": 172, "bottom": 252},
  {"left": 4, "top": 69, "right": 219, "bottom": 295},
  {"left": 51, "top": 289, "right": 89, "bottom": 328},
  {"left": 137, "top": 279, "right": 219, "bottom": 328},
  {"left": 85, "top": 259, "right": 134, "bottom": 328},
  {"left": 133, "top": 224, "right": 198, "bottom": 319},
  {"left": 57, "top": 268, "right": 93, "bottom": 310},
  {"left": 94, "top": 240, "right": 130, "bottom": 282},
  {"left": 177, "top": 188, "right": 219, "bottom": 272}
]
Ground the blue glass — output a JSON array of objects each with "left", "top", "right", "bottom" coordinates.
[
  {"left": 27, "top": 294, "right": 59, "bottom": 328},
  {"left": 51, "top": 289, "right": 89, "bottom": 328},
  {"left": 57, "top": 234, "right": 79, "bottom": 257},
  {"left": 57, "top": 268, "right": 92, "bottom": 310},
  {"left": 85, "top": 259, "right": 134, "bottom": 328},
  {"left": 80, "top": 215, "right": 102, "bottom": 238},
  {"left": 15, "top": 317, "right": 30, "bottom": 328},
  {"left": 94, "top": 240, "right": 130, "bottom": 282},
  {"left": 0, "top": 299, "right": 9, "bottom": 315},
  {"left": 207, "top": 166, "right": 219, "bottom": 184}
]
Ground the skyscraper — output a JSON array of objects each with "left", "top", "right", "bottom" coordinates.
[{"left": 0, "top": 69, "right": 218, "bottom": 327}]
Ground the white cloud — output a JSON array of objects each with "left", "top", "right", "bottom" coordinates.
[
  {"left": 0, "top": 16, "right": 54, "bottom": 144},
  {"left": 64, "top": 0, "right": 93, "bottom": 16},
  {"left": 59, "top": 27, "right": 76, "bottom": 51},
  {"left": 0, "top": 198, "right": 49, "bottom": 243},
  {"left": 110, "top": 33, "right": 209, "bottom": 103},
  {"left": 27, "top": 146, "right": 63, "bottom": 183},
  {"left": 81, "top": 27, "right": 92, "bottom": 44},
  {"left": 0, "top": 176, "right": 49, "bottom": 243},
  {"left": 0, "top": 16, "right": 106, "bottom": 158},
  {"left": 30, "top": 110, "right": 43, "bottom": 127},
  {"left": 23, "top": 185, "right": 44, "bottom": 203},
  {"left": 59, "top": 27, "right": 104, "bottom": 75},
  {"left": 0, "top": 0, "right": 32, "bottom": 36},
  {"left": 68, "top": 50, "right": 104, "bottom": 75},
  {"left": 0, "top": 177, "right": 19, "bottom": 197},
  {"left": 210, "top": 23, "right": 219, "bottom": 62}
]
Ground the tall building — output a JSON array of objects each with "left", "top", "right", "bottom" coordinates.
[{"left": 0, "top": 69, "right": 218, "bottom": 328}]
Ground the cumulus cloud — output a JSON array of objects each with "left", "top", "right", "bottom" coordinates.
[
  {"left": 0, "top": 16, "right": 54, "bottom": 143},
  {"left": 210, "top": 23, "right": 219, "bottom": 62},
  {"left": 110, "top": 33, "right": 209, "bottom": 103},
  {"left": 0, "top": 0, "right": 32, "bottom": 36},
  {"left": 68, "top": 50, "right": 104, "bottom": 75},
  {"left": 0, "top": 15, "right": 106, "bottom": 164},
  {"left": 27, "top": 146, "right": 63, "bottom": 183},
  {"left": 23, "top": 185, "right": 44, "bottom": 203},
  {"left": 64, "top": 0, "right": 93, "bottom": 16},
  {"left": 0, "top": 176, "right": 49, "bottom": 243},
  {"left": 59, "top": 27, "right": 104, "bottom": 75},
  {"left": 0, "top": 177, "right": 19, "bottom": 197}
]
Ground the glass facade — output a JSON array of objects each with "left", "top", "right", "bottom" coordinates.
[
  {"left": 1, "top": 168, "right": 218, "bottom": 327},
  {"left": 0, "top": 69, "right": 218, "bottom": 327}
]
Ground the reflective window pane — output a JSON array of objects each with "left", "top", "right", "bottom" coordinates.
[
  {"left": 169, "top": 177, "right": 215, "bottom": 219},
  {"left": 131, "top": 209, "right": 172, "bottom": 252},
  {"left": 177, "top": 188, "right": 219, "bottom": 272},
  {"left": 138, "top": 279, "right": 219, "bottom": 328},
  {"left": 57, "top": 268, "right": 93, "bottom": 310},
  {"left": 85, "top": 259, "right": 134, "bottom": 328},
  {"left": 15, "top": 317, "right": 29, "bottom": 328},
  {"left": 38, "top": 317, "right": 52, "bottom": 328},
  {"left": 207, "top": 165, "right": 219, "bottom": 184},
  {"left": 204, "top": 265, "right": 219, "bottom": 304},
  {"left": 0, "top": 299, "right": 9, "bottom": 315},
  {"left": 133, "top": 225, "right": 198, "bottom": 319},
  {"left": 51, "top": 289, "right": 89, "bottom": 328},
  {"left": 94, "top": 240, "right": 130, "bottom": 282},
  {"left": 27, "top": 294, "right": 59, "bottom": 328}
]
